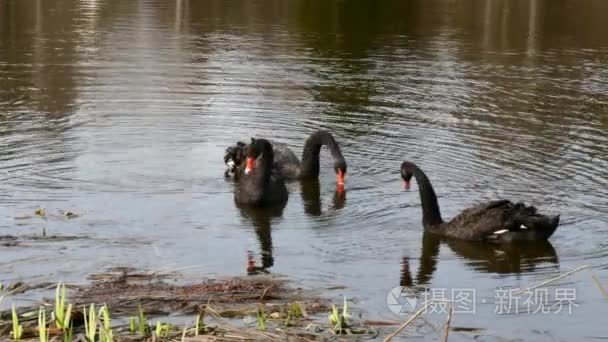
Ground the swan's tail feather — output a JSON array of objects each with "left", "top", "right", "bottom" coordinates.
[{"left": 499, "top": 202, "right": 559, "bottom": 240}]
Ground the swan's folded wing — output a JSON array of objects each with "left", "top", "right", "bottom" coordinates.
[
  {"left": 444, "top": 200, "right": 513, "bottom": 240},
  {"left": 452, "top": 200, "right": 511, "bottom": 219},
  {"left": 271, "top": 141, "right": 301, "bottom": 179}
]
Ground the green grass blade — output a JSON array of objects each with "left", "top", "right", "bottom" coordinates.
[
  {"left": 12, "top": 304, "right": 23, "bottom": 341},
  {"left": 38, "top": 307, "right": 48, "bottom": 342}
]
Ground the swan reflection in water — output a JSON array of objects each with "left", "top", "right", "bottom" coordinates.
[
  {"left": 237, "top": 179, "right": 346, "bottom": 274},
  {"left": 300, "top": 178, "right": 346, "bottom": 216},
  {"left": 237, "top": 203, "right": 285, "bottom": 274},
  {"left": 401, "top": 233, "right": 559, "bottom": 287}
]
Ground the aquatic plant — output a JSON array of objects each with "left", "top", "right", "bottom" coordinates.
[
  {"left": 137, "top": 305, "right": 149, "bottom": 336},
  {"left": 285, "top": 302, "right": 303, "bottom": 327},
  {"left": 194, "top": 312, "right": 204, "bottom": 335},
  {"left": 38, "top": 307, "right": 48, "bottom": 342},
  {"left": 129, "top": 316, "right": 136, "bottom": 334},
  {"left": 328, "top": 297, "right": 351, "bottom": 334},
  {"left": 154, "top": 321, "right": 170, "bottom": 338},
  {"left": 11, "top": 304, "right": 23, "bottom": 341},
  {"left": 63, "top": 322, "right": 74, "bottom": 342},
  {"left": 98, "top": 305, "right": 113, "bottom": 342},
  {"left": 257, "top": 305, "right": 267, "bottom": 331},
  {"left": 0, "top": 278, "right": 360, "bottom": 341},
  {"left": 83, "top": 304, "right": 97, "bottom": 342},
  {"left": 53, "top": 283, "right": 72, "bottom": 331}
]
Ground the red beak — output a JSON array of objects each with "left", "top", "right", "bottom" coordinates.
[
  {"left": 403, "top": 180, "right": 411, "bottom": 190},
  {"left": 337, "top": 169, "right": 345, "bottom": 185},
  {"left": 245, "top": 157, "right": 255, "bottom": 175},
  {"left": 337, "top": 169, "right": 345, "bottom": 192}
]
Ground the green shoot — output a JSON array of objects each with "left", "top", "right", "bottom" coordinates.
[
  {"left": 155, "top": 321, "right": 162, "bottom": 337},
  {"left": 342, "top": 296, "right": 351, "bottom": 320},
  {"left": 285, "top": 302, "right": 303, "bottom": 327},
  {"left": 257, "top": 305, "right": 267, "bottom": 331},
  {"left": 129, "top": 317, "right": 136, "bottom": 334},
  {"left": 328, "top": 304, "right": 339, "bottom": 325},
  {"left": 194, "top": 312, "right": 205, "bottom": 335},
  {"left": 11, "top": 304, "right": 23, "bottom": 341},
  {"left": 284, "top": 310, "right": 292, "bottom": 327},
  {"left": 137, "top": 305, "right": 148, "bottom": 336},
  {"left": 38, "top": 307, "right": 48, "bottom": 342},
  {"left": 83, "top": 304, "right": 97, "bottom": 342},
  {"left": 154, "top": 321, "right": 170, "bottom": 338},
  {"left": 63, "top": 322, "right": 73, "bottom": 342},
  {"left": 194, "top": 314, "right": 200, "bottom": 335},
  {"left": 54, "top": 283, "right": 73, "bottom": 330},
  {"left": 98, "top": 305, "right": 114, "bottom": 342},
  {"left": 328, "top": 297, "right": 351, "bottom": 334}
]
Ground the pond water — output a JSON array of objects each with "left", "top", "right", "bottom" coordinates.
[{"left": 1, "top": 0, "right": 606, "bottom": 340}]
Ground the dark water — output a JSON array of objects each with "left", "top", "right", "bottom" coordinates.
[{"left": 1, "top": 0, "right": 607, "bottom": 340}]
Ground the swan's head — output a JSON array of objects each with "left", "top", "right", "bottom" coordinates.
[
  {"left": 224, "top": 141, "right": 248, "bottom": 176},
  {"left": 333, "top": 159, "right": 347, "bottom": 190},
  {"left": 244, "top": 138, "right": 273, "bottom": 175},
  {"left": 400, "top": 161, "right": 415, "bottom": 190}
]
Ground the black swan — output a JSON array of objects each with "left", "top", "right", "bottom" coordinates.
[
  {"left": 400, "top": 161, "right": 560, "bottom": 242},
  {"left": 224, "top": 130, "right": 347, "bottom": 190},
  {"left": 234, "top": 139, "right": 288, "bottom": 206}
]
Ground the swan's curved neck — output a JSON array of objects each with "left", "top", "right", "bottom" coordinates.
[
  {"left": 300, "top": 131, "right": 344, "bottom": 177},
  {"left": 413, "top": 166, "right": 443, "bottom": 227}
]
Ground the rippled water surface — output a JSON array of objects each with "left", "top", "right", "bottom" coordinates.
[{"left": 1, "top": 0, "right": 607, "bottom": 340}]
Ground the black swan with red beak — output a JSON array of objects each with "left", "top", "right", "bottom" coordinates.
[
  {"left": 234, "top": 139, "right": 288, "bottom": 206},
  {"left": 225, "top": 130, "right": 347, "bottom": 191},
  {"left": 400, "top": 161, "right": 560, "bottom": 242}
]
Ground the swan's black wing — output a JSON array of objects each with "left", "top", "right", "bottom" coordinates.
[
  {"left": 442, "top": 200, "right": 514, "bottom": 240},
  {"left": 270, "top": 141, "right": 301, "bottom": 179},
  {"left": 443, "top": 200, "right": 559, "bottom": 242}
]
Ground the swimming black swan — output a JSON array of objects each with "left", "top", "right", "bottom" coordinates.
[
  {"left": 400, "top": 161, "right": 560, "bottom": 242},
  {"left": 225, "top": 130, "right": 347, "bottom": 189},
  {"left": 234, "top": 139, "right": 288, "bottom": 206}
]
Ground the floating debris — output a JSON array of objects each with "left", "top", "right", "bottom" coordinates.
[{"left": 59, "top": 210, "right": 79, "bottom": 219}]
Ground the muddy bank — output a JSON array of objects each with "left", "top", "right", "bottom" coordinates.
[
  {"left": 0, "top": 268, "right": 379, "bottom": 341},
  {"left": 74, "top": 268, "right": 331, "bottom": 318}
]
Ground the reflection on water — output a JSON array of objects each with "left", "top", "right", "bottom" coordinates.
[
  {"left": 300, "top": 179, "right": 346, "bottom": 216},
  {"left": 401, "top": 233, "right": 559, "bottom": 287},
  {"left": 238, "top": 204, "right": 285, "bottom": 272},
  {"left": 1, "top": 0, "right": 607, "bottom": 340},
  {"left": 239, "top": 178, "right": 346, "bottom": 272}
]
